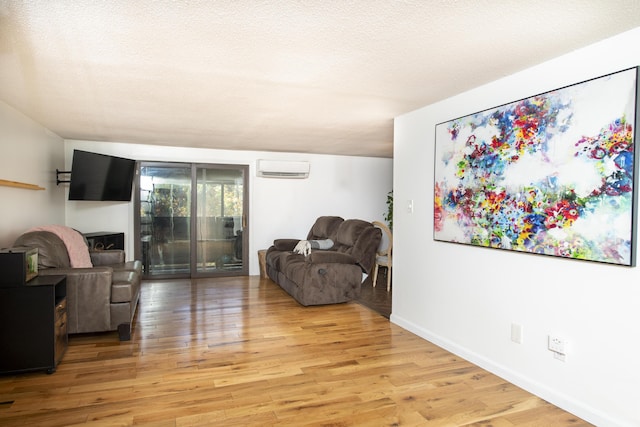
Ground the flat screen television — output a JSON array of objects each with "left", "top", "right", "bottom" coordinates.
[{"left": 68, "top": 150, "right": 136, "bottom": 201}]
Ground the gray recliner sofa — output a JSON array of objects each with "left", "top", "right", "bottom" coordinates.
[
  {"left": 265, "top": 216, "right": 381, "bottom": 306},
  {"left": 14, "top": 229, "right": 142, "bottom": 341}
]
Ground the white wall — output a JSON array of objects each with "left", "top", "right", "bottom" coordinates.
[
  {"left": 64, "top": 140, "right": 392, "bottom": 274},
  {"left": 392, "top": 27, "right": 640, "bottom": 427},
  {"left": 0, "top": 102, "right": 65, "bottom": 247}
]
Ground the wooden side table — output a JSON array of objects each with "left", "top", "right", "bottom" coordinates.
[{"left": 258, "top": 249, "right": 268, "bottom": 278}]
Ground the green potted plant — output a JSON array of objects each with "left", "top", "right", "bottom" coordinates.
[{"left": 384, "top": 190, "right": 393, "bottom": 230}]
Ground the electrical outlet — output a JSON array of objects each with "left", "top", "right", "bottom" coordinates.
[
  {"left": 407, "top": 199, "right": 414, "bottom": 214},
  {"left": 548, "top": 335, "right": 566, "bottom": 354},
  {"left": 511, "top": 323, "right": 523, "bottom": 344},
  {"left": 553, "top": 352, "right": 566, "bottom": 362}
]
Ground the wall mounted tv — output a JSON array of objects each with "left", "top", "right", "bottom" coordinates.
[{"left": 69, "top": 150, "right": 136, "bottom": 201}]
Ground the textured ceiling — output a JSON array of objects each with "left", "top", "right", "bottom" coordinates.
[{"left": 1, "top": 1, "right": 640, "bottom": 158}]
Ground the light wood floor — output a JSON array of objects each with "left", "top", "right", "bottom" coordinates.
[{"left": 0, "top": 276, "right": 591, "bottom": 426}]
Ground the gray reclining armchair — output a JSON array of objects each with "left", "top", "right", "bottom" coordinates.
[{"left": 14, "top": 229, "right": 142, "bottom": 341}]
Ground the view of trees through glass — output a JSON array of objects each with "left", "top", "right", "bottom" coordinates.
[{"left": 197, "top": 182, "right": 243, "bottom": 217}]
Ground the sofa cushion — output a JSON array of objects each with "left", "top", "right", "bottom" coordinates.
[
  {"left": 90, "top": 249, "right": 125, "bottom": 266},
  {"left": 335, "top": 219, "right": 372, "bottom": 248},
  {"left": 306, "top": 216, "right": 343, "bottom": 241},
  {"left": 333, "top": 219, "right": 382, "bottom": 273},
  {"left": 308, "top": 251, "right": 357, "bottom": 265},
  {"left": 279, "top": 252, "right": 306, "bottom": 272},
  {"left": 283, "top": 255, "right": 308, "bottom": 287}
]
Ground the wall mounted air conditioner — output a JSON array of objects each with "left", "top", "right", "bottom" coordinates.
[{"left": 256, "top": 159, "right": 310, "bottom": 179}]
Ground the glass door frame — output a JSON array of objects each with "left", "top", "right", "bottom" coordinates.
[
  {"left": 190, "top": 163, "right": 249, "bottom": 278},
  {"left": 134, "top": 161, "right": 249, "bottom": 279}
]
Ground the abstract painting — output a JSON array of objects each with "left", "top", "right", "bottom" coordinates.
[{"left": 434, "top": 68, "right": 638, "bottom": 265}]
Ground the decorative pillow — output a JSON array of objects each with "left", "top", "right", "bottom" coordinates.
[
  {"left": 273, "top": 239, "right": 300, "bottom": 251},
  {"left": 308, "top": 251, "right": 357, "bottom": 265},
  {"left": 310, "top": 239, "right": 334, "bottom": 250}
]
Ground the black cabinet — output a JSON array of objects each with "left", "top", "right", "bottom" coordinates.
[
  {"left": 0, "top": 275, "right": 67, "bottom": 374},
  {"left": 84, "top": 232, "right": 125, "bottom": 250}
]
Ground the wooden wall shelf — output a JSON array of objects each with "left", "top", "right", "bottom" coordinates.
[{"left": 0, "top": 179, "right": 45, "bottom": 191}]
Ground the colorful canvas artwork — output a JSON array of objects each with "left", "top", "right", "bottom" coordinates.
[{"left": 434, "top": 68, "right": 638, "bottom": 265}]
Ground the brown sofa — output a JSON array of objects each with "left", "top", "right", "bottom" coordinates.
[
  {"left": 14, "top": 230, "right": 142, "bottom": 341},
  {"left": 265, "top": 216, "right": 381, "bottom": 306}
]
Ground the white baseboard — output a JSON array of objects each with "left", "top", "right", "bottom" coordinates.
[{"left": 389, "top": 313, "right": 628, "bottom": 427}]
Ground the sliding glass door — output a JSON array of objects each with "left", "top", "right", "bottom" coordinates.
[
  {"left": 194, "top": 166, "right": 246, "bottom": 275},
  {"left": 138, "top": 164, "right": 191, "bottom": 277},
  {"left": 136, "top": 162, "right": 248, "bottom": 278}
]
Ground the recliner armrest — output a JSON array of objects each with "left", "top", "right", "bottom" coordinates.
[
  {"left": 273, "top": 239, "right": 301, "bottom": 251},
  {"left": 39, "top": 267, "right": 113, "bottom": 334}
]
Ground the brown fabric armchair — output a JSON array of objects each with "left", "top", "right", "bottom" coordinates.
[
  {"left": 265, "top": 216, "right": 382, "bottom": 306},
  {"left": 14, "top": 230, "right": 142, "bottom": 341}
]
